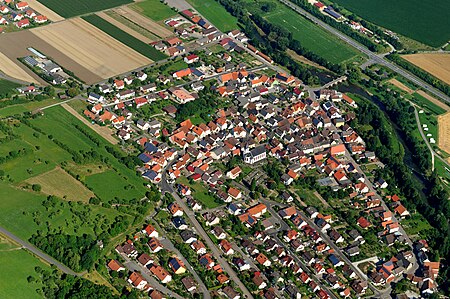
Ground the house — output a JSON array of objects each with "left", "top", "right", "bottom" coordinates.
[
  {"left": 142, "top": 224, "right": 159, "bottom": 238},
  {"left": 138, "top": 253, "right": 154, "bottom": 267},
  {"left": 107, "top": 259, "right": 125, "bottom": 272},
  {"left": 217, "top": 274, "right": 230, "bottom": 284},
  {"left": 173, "top": 216, "right": 188, "bottom": 230},
  {"left": 180, "top": 230, "right": 197, "bottom": 244},
  {"left": 150, "top": 264, "right": 172, "bottom": 283},
  {"left": 149, "top": 290, "right": 165, "bottom": 299},
  {"left": 211, "top": 226, "right": 227, "bottom": 240},
  {"left": 182, "top": 276, "right": 197, "bottom": 292},
  {"left": 226, "top": 166, "right": 242, "bottom": 179},
  {"left": 223, "top": 286, "right": 240, "bottom": 299},
  {"left": 247, "top": 203, "right": 267, "bottom": 218},
  {"left": 233, "top": 257, "right": 251, "bottom": 271},
  {"left": 16, "top": 1, "right": 29, "bottom": 11},
  {"left": 255, "top": 253, "right": 271, "bottom": 267},
  {"left": 243, "top": 145, "right": 266, "bottom": 164},
  {"left": 168, "top": 257, "right": 186, "bottom": 274},
  {"left": 199, "top": 254, "right": 215, "bottom": 269},
  {"left": 168, "top": 202, "right": 184, "bottom": 217},
  {"left": 357, "top": 216, "right": 371, "bottom": 229},
  {"left": 16, "top": 18, "right": 30, "bottom": 28},
  {"left": 128, "top": 272, "right": 148, "bottom": 290},
  {"left": 394, "top": 204, "right": 410, "bottom": 218},
  {"left": 184, "top": 54, "right": 199, "bottom": 64},
  {"left": 113, "top": 79, "right": 125, "bottom": 89},
  {"left": 34, "top": 15, "right": 47, "bottom": 23},
  {"left": 252, "top": 273, "right": 267, "bottom": 289},
  {"left": 148, "top": 237, "right": 163, "bottom": 253},
  {"left": 88, "top": 92, "right": 105, "bottom": 103},
  {"left": 116, "top": 242, "right": 138, "bottom": 258},
  {"left": 228, "top": 187, "right": 242, "bottom": 200},
  {"left": 191, "top": 240, "right": 207, "bottom": 255},
  {"left": 279, "top": 206, "right": 297, "bottom": 219},
  {"left": 219, "top": 239, "right": 235, "bottom": 255}
]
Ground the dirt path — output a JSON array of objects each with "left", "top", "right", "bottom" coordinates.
[
  {"left": 114, "top": 6, "right": 172, "bottom": 38},
  {"left": 61, "top": 103, "right": 118, "bottom": 145},
  {"left": 416, "top": 90, "right": 449, "bottom": 112},
  {"left": 96, "top": 11, "right": 153, "bottom": 44},
  {"left": 27, "top": 0, "right": 65, "bottom": 22}
]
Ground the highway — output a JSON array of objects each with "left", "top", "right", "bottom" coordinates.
[{"left": 278, "top": 0, "right": 450, "bottom": 104}]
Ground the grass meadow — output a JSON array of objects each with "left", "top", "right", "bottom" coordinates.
[
  {"left": 133, "top": 0, "right": 176, "bottom": 22},
  {"left": 186, "top": 0, "right": 239, "bottom": 32}
]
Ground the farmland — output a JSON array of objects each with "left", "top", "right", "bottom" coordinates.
[
  {"left": 32, "top": 18, "right": 152, "bottom": 84},
  {"left": 187, "top": 0, "right": 239, "bottom": 32},
  {"left": 115, "top": 6, "right": 173, "bottom": 38},
  {"left": 261, "top": 1, "right": 361, "bottom": 64},
  {"left": 37, "top": 0, "right": 133, "bottom": 18},
  {"left": 82, "top": 14, "right": 167, "bottom": 61},
  {"left": 402, "top": 53, "right": 450, "bottom": 85},
  {"left": 331, "top": 0, "right": 450, "bottom": 47},
  {"left": 0, "top": 51, "right": 41, "bottom": 84},
  {"left": 438, "top": 112, "right": 450, "bottom": 155},
  {"left": 132, "top": 0, "right": 176, "bottom": 22}
]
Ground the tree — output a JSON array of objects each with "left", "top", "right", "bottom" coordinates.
[{"left": 32, "top": 184, "right": 41, "bottom": 192}]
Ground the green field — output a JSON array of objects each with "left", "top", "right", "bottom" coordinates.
[
  {"left": 411, "top": 92, "right": 448, "bottom": 115},
  {"left": 133, "top": 0, "right": 176, "bottom": 22},
  {"left": 177, "top": 176, "right": 221, "bottom": 208},
  {"left": 0, "top": 246, "right": 49, "bottom": 299},
  {"left": 0, "top": 79, "right": 20, "bottom": 96},
  {"left": 0, "top": 98, "right": 59, "bottom": 118},
  {"left": 82, "top": 14, "right": 167, "bottom": 61},
  {"left": 331, "top": 0, "right": 450, "bottom": 47},
  {"left": 187, "top": 0, "right": 239, "bottom": 32},
  {"left": 262, "top": 2, "right": 360, "bottom": 64},
  {"left": 38, "top": 0, "right": 132, "bottom": 18}
]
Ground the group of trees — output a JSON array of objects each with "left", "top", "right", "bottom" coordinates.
[{"left": 388, "top": 54, "right": 450, "bottom": 97}]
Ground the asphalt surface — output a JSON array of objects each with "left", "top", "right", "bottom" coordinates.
[
  {"left": 279, "top": 0, "right": 450, "bottom": 104},
  {"left": 0, "top": 226, "right": 80, "bottom": 276}
]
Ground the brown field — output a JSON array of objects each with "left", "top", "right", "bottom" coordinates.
[
  {"left": 0, "top": 30, "right": 96, "bottom": 84},
  {"left": 388, "top": 78, "right": 414, "bottom": 94},
  {"left": 287, "top": 49, "right": 327, "bottom": 70},
  {"left": 114, "top": 6, "right": 172, "bottom": 38},
  {"left": 26, "top": 167, "right": 95, "bottom": 202},
  {"left": 31, "top": 18, "right": 152, "bottom": 83},
  {"left": 61, "top": 103, "right": 119, "bottom": 145},
  {"left": 403, "top": 53, "right": 450, "bottom": 85},
  {"left": 416, "top": 90, "right": 450, "bottom": 112},
  {"left": 28, "top": 0, "right": 65, "bottom": 22},
  {"left": 96, "top": 11, "right": 154, "bottom": 44},
  {"left": 0, "top": 52, "right": 39, "bottom": 84},
  {"left": 438, "top": 111, "right": 450, "bottom": 154}
]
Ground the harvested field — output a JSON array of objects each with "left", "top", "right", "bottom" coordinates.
[
  {"left": 416, "top": 90, "right": 449, "bottom": 112},
  {"left": 32, "top": 18, "right": 152, "bottom": 83},
  {"left": 25, "top": 167, "right": 95, "bottom": 202},
  {"left": 0, "top": 30, "right": 96, "bottom": 84},
  {"left": 388, "top": 78, "right": 414, "bottom": 94},
  {"left": 438, "top": 112, "right": 450, "bottom": 154},
  {"left": 402, "top": 54, "right": 450, "bottom": 85},
  {"left": 96, "top": 11, "right": 153, "bottom": 44},
  {"left": 287, "top": 49, "right": 327, "bottom": 71},
  {"left": 115, "top": 6, "right": 172, "bottom": 38},
  {"left": 0, "top": 52, "right": 41, "bottom": 84},
  {"left": 27, "top": 0, "right": 64, "bottom": 22},
  {"left": 61, "top": 103, "right": 118, "bottom": 145}
]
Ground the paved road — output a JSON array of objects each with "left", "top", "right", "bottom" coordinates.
[
  {"left": 0, "top": 226, "right": 80, "bottom": 276},
  {"left": 160, "top": 171, "right": 255, "bottom": 299},
  {"left": 279, "top": 0, "right": 450, "bottom": 104}
]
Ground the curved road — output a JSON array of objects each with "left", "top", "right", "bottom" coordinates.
[
  {"left": 279, "top": 0, "right": 450, "bottom": 104},
  {"left": 0, "top": 226, "right": 81, "bottom": 276}
]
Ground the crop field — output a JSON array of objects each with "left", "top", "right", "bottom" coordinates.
[
  {"left": 332, "top": 0, "right": 450, "bottom": 47},
  {"left": 26, "top": 167, "right": 95, "bottom": 202},
  {"left": 37, "top": 0, "right": 133, "bottom": 18},
  {"left": 132, "top": 0, "right": 176, "bottom": 22},
  {"left": 82, "top": 14, "right": 167, "bottom": 61},
  {"left": 402, "top": 54, "right": 450, "bottom": 85},
  {"left": 0, "top": 240, "right": 50, "bottom": 299},
  {"left": 115, "top": 6, "right": 173, "bottom": 38},
  {"left": 32, "top": 18, "right": 152, "bottom": 84},
  {"left": 263, "top": 3, "right": 360, "bottom": 64},
  {"left": 187, "top": 0, "right": 239, "bottom": 32},
  {"left": 27, "top": 0, "right": 64, "bottom": 21},
  {"left": 438, "top": 112, "right": 450, "bottom": 155},
  {"left": 96, "top": 12, "right": 153, "bottom": 44},
  {"left": 0, "top": 51, "right": 41, "bottom": 84}
]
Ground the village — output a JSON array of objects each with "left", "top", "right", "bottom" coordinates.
[{"left": 74, "top": 20, "right": 442, "bottom": 298}]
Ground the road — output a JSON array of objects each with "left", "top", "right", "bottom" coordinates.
[
  {"left": 0, "top": 226, "right": 81, "bottom": 276},
  {"left": 279, "top": 0, "right": 450, "bottom": 104},
  {"left": 160, "top": 170, "right": 255, "bottom": 299}
]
